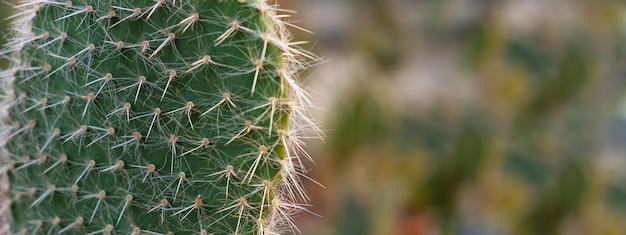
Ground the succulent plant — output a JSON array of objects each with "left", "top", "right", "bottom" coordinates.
[{"left": 0, "top": 0, "right": 319, "bottom": 234}]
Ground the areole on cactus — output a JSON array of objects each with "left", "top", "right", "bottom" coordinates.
[{"left": 0, "top": 0, "right": 320, "bottom": 234}]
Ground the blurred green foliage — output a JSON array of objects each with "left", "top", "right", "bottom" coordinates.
[{"left": 301, "top": 1, "right": 626, "bottom": 235}]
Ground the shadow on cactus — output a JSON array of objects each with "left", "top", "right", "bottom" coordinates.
[{"left": 0, "top": 0, "right": 320, "bottom": 234}]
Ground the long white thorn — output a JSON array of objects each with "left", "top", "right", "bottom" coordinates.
[
  {"left": 250, "top": 34, "right": 270, "bottom": 95},
  {"left": 57, "top": 5, "right": 93, "bottom": 21},
  {"left": 185, "top": 55, "right": 214, "bottom": 74},
  {"left": 177, "top": 13, "right": 199, "bottom": 33},
  {"left": 16, "top": 154, "right": 46, "bottom": 171},
  {"left": 209, "top": 165, "right": 236, "bottom": 199},
  {"left": 134, "top": 76, "right": 147, "bottom": 104},
  {"left": 85, "top": 224, "right": 114, "bottom": 235},
  {"left": 43, "top": 154, "right": 67, "bottom": 174},
  {"left": 62, "top": 125, "right": 87, "bottom": 143},
  {"left": 172, "top": 195, "right": 202, "bottom": 222},
  {"left": 174, "top": 172, "right": 186, "bottom": 201},
  {"left": 201, "top": 92, "right": 236, "bottom": 116},
  {"left": 110, "top": 7, "right": 142, "bottom": 28},
  {"left": 145, "top": 108, "right": 161, "bottom": 139},
  {"left": 150, "top": 33, "right": 175, "bottom": 58},
  {"left": 257, "top": 180, "right": 271, "bottom": 219},
  {"left": 43, "top": 57, "right": 76, "bottom": 80},
  {"left": 30, "top": 185, "right": 55, "bottom": 208},
  {"left": 243, "top": 146, "right": 268, "bottom": 183},
  {"left": 58, "top": 217, "right": 84, "bottom": 234},
  {"left": 38, "top": 32, "right": 67, "bottom": 49},
  {"left": 147, "top": 199, "right": 169, "bottom": 224},
  {"left": 226, "top": 120, "right": 262, "bottom": 145},
  {"left": 112, "top": 131, "right": 142, "bottom": 149},
  {"left": 88, "top": 190, "right": 107, "bottom": 222},
  {"left": 75, "top": 160, "right": 96, "bottom": 184},
  {"left": 144, "top": 0, "right": 166, "bottom": 20},
  {"left": 214, "top": 20, "right": 240, "bottom": 46},
  {"left": 180, "top": 137, "right": 211, "bottom": 157},
  {"left": 100, "top": 160, "right": 125, "bottom": 173},
  {"left": 81, "top": 93, "right": 95, "bottom": 119},
  {"left": 116, "top": 194, "right": 133, "bottom": 226},
  {"left": 235, "top": 198, "right": 249, "bottom": 235},
  {"left": 86, "top": 127, "right": 115, "bottom": 147},
  {"left": 160, "top": 70, "right": 177, "bottom": 101}
]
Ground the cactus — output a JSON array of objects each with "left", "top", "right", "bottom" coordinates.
[{"left": 0, "top": 0, "right": 319, "bottom": 234}]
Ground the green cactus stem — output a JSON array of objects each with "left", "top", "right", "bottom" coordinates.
[{"left": 0, "top": 0, "right": 320, "bottom": 234}]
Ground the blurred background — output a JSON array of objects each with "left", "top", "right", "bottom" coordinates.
[
  {"left": 283, "top": 0, "right": 626, "bottom": 235},
  {"left": 4, "top": 1, "right": 626, "bottom": 234}
]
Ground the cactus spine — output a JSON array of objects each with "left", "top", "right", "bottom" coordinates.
[{"left": 0, "top": 0, "right": 319, "bottom": 234}]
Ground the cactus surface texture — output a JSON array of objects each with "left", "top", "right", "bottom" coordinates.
[{"left": 0, "top": 0, "right": 319, "bottom": 234}]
